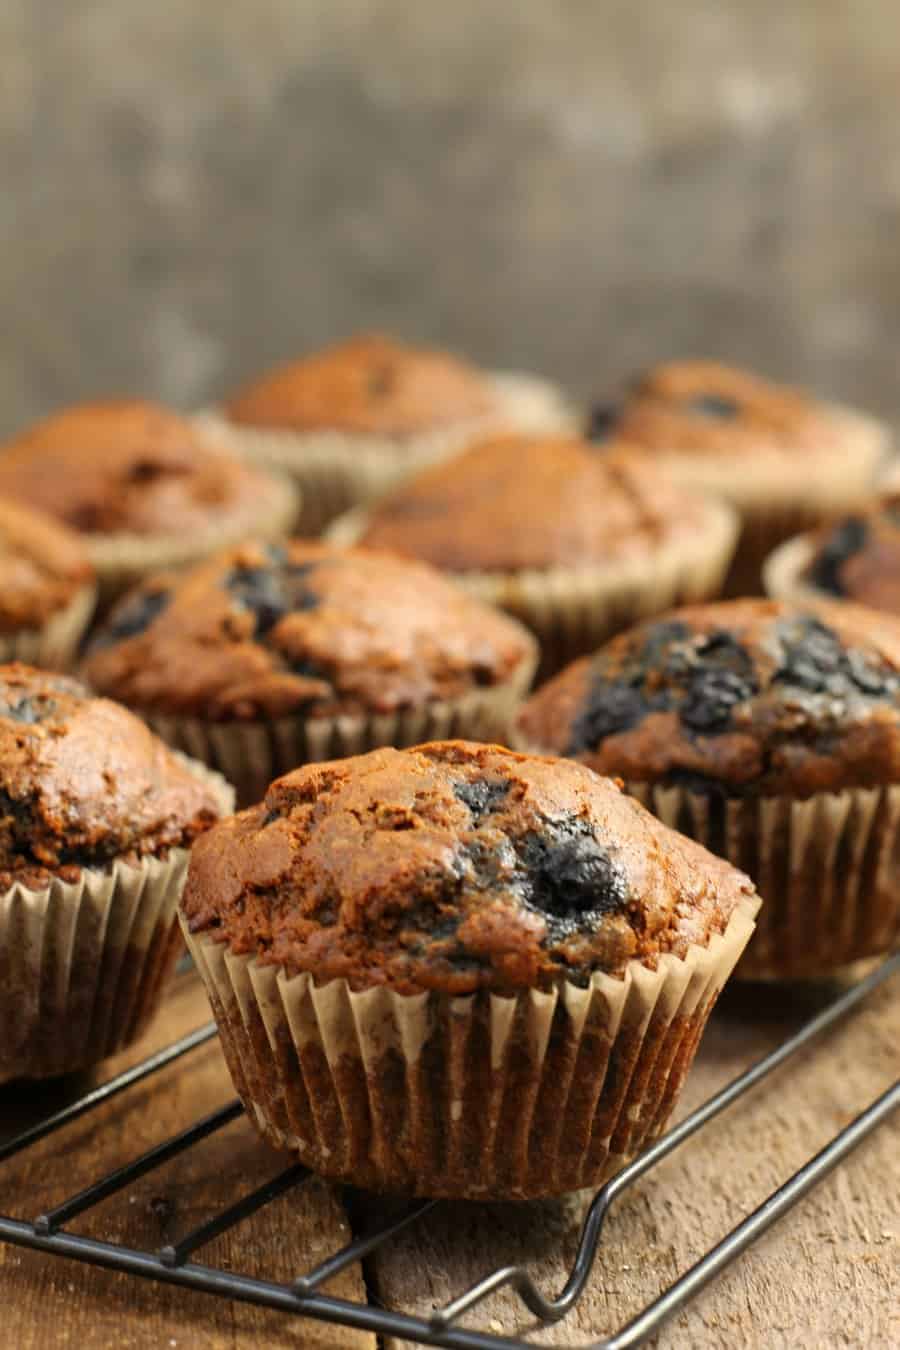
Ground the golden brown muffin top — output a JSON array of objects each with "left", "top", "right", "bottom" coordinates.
[
  {"left": 0, "top": 663, "right": 225, "bottom": 890},
  {"left": 83, "top": 540, "right": 536, "bottom": 722},
  {"left": 0, "top": 399, "right": 288, "bottom": 537},
  {"left": 224, "top": 333, "right": 497, "bottom": 436},
  {"left": 182, "top": 740, "right": 756, "bottom": 994},
  {"left": 517, "top": 598, "right": 900, "bottom": 797},
  {"left": 0, "top": 497, "right": 93, "bottom": 633},
  {"left": 586, "top": 360, "right": 848, "bottom": 458},
  {"left": 355, "top": 434, "right": 716, "bottom": 573},
  {"left": 802, "top": 496, "right": 900, "bottom": 614}
]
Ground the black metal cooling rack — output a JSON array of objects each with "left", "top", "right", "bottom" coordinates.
[{"left": 0, "top": 952, "right": 897, "bottom": 1350}]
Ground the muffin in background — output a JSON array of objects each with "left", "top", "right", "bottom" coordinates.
[
  {"left": 0, "top": 497, "right": 96, "bottom": 668},
  {"left": 765, "top": 494, "right": 900, "bottom": 617},
  {"left": 82, "top": 540, "right": 537, "bottom": 805},
  {"left": 181, "top": 740, "right": 758, "bottom": 1199},
  {"left": 516, "top": 598, "right": 900, "bottom": 980},
  {"left": 584, "top": 360, "right": 889, "bottom": 595},
  {"left": 0, "top": 400, "right": 299, "bottom": 605},
  {"left": 0, "top": 663, "right": 232, "bottom": 1083},
  {"left": 199, "top": 333, "right": 575, "bottom": 533},
  {"left": 328, "top": 434, "right": 738, "bottom": 678}
]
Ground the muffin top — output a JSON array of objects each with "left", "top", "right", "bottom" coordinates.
[
  {"left": 182, "top": 740, "right": 757, "bottom": 994},
  {"left": 352, "top": 435, "right": 719, "bottom": 573},
  {"left": 587, "top": 360, "right": 850, "bottom": 459},
  {"left": 83, "top": 540, "right": 536, "bottom": 721},
  {"left": 224, "top": 333, "right": 497, "bottom": 437},
  {"left": 0, "top": 664, "right": 225, "bottom": 890},
  {"left": 517, "top": 599, "right": 900, "bottom": 797},
  {"left": 0, "top": 400, "right": 288, "bottom": 537},
  {"left": 0, "top": 497, "right": 93, "bottom": 633},
  {"left": 802, "top": 496, "right": 900, "bottom": 613}
]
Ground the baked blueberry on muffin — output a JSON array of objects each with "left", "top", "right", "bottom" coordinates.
[
  {"left": 0, "top": 663, "right": 232, "bottom": 1082},
  {"left": 328, "top": 434, "right": 738, "bottom": 677},
  {"left": 517, "top": 598, "right": 900, "bottom": 978},
  {"left": 199, "top": 333, "right": 574, "bottom": 533},
  {"left": 181, "top": 741, "right": 758, "bottom": 1198},
  {"left": 765, "top": 494, "right": 900, "bottom": 617},
  {"left": 0, "top": 400, "right": 298, "bottom": 603},
  {"left": 584, "top": 361, "right": 889, "bottom": 595},
  {"left": 82, "top": 541, "right": 537, "bottom": 805},
  {"left": 0, "top": 497, "right": 96, "bottom": 668}
]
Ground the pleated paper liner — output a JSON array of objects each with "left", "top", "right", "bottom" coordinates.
[
  {"left": 327, "top": 498, "right": 739, "bottom": 681},
  {"left": 195, "top": 371, "right": 578, "bottom": 536},
  {"left": 0, "top": 582, "right": 96, "bottom": 671},
  {"left": 0, "top": 758, "right": 234, "bottom": 1084},
  {"left": 627, "top": 781, "right": 900, "bottom": 980},
  {"left": 183, "top": 893, "right": 757, "bottom": 1200},
  {"left": 85, "top": 471, "right": 300, "bottom": 609},
  {"left": 144, "top": 657, "right": 537, "bottom": 809},
  {"left": 635, "top": 406, "right": 890, "bottom": 598}
]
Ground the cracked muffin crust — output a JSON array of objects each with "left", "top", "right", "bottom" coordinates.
[
  {"left": 225, "top": 333, "right": 498, "bottom": 438},
  {"left": 0, "top": 399, "right": 294, "bottom": 539},
  {"left": 82, "top": 540, "right": 536, "bottom": 723},
  {"left": 0, "top": 663, "right": 225, "bottom": 891},
  {"left": 182, "top": 741, "right": 757, "bottom": 995},
  {"left": 517, "top": 599, "right": 900, "bottom": 798},
  {"left": 0, "top": 497, "right": 93, "bottom": 633}
]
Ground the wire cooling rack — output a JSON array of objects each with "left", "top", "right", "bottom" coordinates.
[{"left": 0, "top": 952, "right": 897, "bottom": 1350}]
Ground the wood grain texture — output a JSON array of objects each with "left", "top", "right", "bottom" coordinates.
[
  {"left": 0, "top": 968, "right": 373, "bottom": 1350},
  {"left": 366, "top": 975, "right": 899, "bottom": 1349}
]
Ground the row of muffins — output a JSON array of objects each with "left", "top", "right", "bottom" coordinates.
[{"left": 2, "top": 335, "right": 899, "bottom": 1202}]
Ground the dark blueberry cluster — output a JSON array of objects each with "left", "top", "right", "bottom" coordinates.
[
  {"left": 774, "top": 617, "right": 897, "bottom": 700},
  {"left": 686, "top": 394, "right": 740, "bottom": 419},
  {"left": 807, "top": 518, "right": 868, "bottom": 596},
  {"left": 96, "top": 587, "right": 171, "bottom": 646},
  {"left": 515, "top": 816, "right": 629, "bottom": 940},
  {"left": 453, "top": 778, "right": 510, "bottom": 821},
  {"left": 567, "top": 621, "right": 758, "bottom": 753},
  {"left": 584, "top": 402, "right": 622, "bottom": 445},
  {"left": 225, "top": 547, "right": 319, "bottom": 639}
]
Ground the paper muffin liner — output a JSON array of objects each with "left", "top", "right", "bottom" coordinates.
[
  {"left": 182, "top": 894, "right": 757, "bottom": 1199},
  {"left": 0, "top": 758, "right": 234, "bottom": 1083},
  {"left": 144, "top": 658, "right": 537, "bottom": 808},
  {"left": 762, "top": 532, "right": 835, "bottom": 608},
  {"left": 644, "top": 406, "right": 890, "bottom": 597},
  {"left": 85, "top": 471, "right": 300, "bottom": 609},
  {"left": 195, "top": 371, "right": 577, "bottom": 536},
  {"left": 627, "top": 781, "right": 900, "bottom": 980},
  {"left": 328, "top": 498, "right": 739, "bottom": 680},
  {"left": 0, "top": 582, "right": 97, "bottom": 671}
]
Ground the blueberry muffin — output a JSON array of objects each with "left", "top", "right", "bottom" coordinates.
[
  {"left": 82, "top": 540, "right": 537, "bottom": 805},
  {"left": 0, "top": 497, "right": 96, "bottom": 668},
  {"left": 517, "top": 598, "right": 900, "bottom": 978},
  {"left": 765, "top": 494, "right": 900, "bottom": 617},
  {"left": 585, "top": 361, "right": 889, "bottom": 595},
  {"left": 0, "top": 400, "right": 298, "bottom": 604},
  {"left": 0, "top": 663, "right": 232, "bottom": 1082},
  {"left": 181, "top": 740, "right": 758, "bottom": 1198},
  {"left": 328, "top": 434, "right": 738, "bottom": 677},
  {"left": 199, "top": 333, "right": 574, "bottom": 533}
]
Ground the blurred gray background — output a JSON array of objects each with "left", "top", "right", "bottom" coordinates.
[{"left": 2, "top": 1, "right": 899, "bottom": 437}]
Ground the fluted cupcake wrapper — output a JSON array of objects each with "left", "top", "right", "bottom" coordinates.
[
  {"left": 627, "top": 781, "right": 900, "bottom": 980},
  {"left": 85, "top": 472, "right": 300, "bottom": 609},
  {"left": 195, "top": 371, "right": 577, "bottom": 536},
  {"left": 144, "top": 658, "right": 537, "bottom": 809},
  {"left": 0, "top": 758, "right": 234, "bottom": 1084},
  {"left": 328, "top": 498, "right": 739, "bottom": 680},
  {"left": 0, "top": 582, "right": 97, "bottom": 671},
  {"left": 183, "top": 896, "right": 756, "bottom": 1200}
]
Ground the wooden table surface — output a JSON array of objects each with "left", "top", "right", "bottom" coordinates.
[{"left": 0, "top": 963, "right": 897, "bottom": 1350}]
